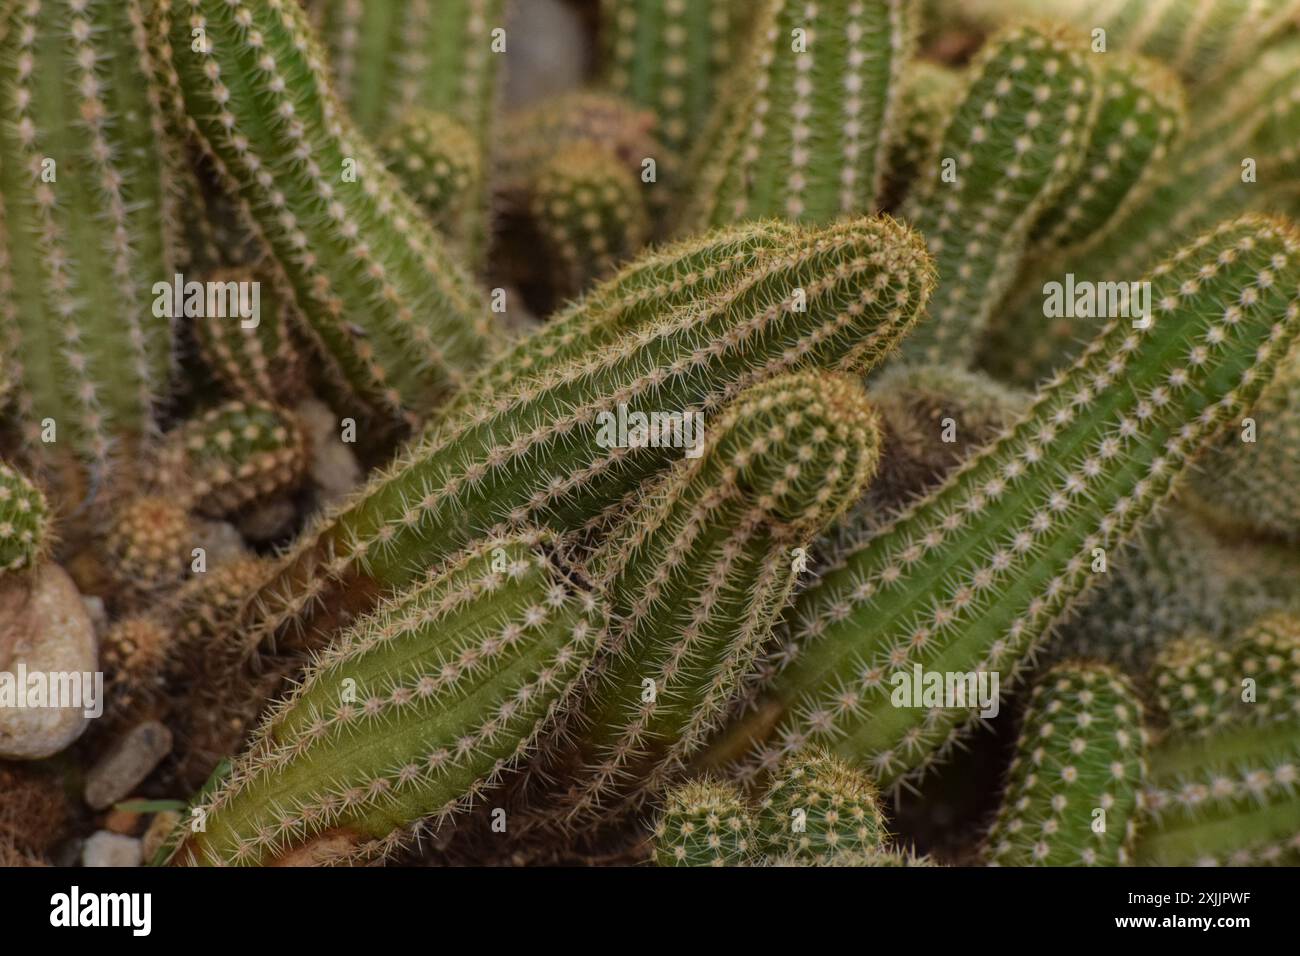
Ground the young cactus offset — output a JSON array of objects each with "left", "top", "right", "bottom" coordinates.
[
  {"left": 154, "top": 400, "right": 308, "bottom": 518},
  {"left": 1139, "top": 614, "right": 1300, "bottom": 866},
  {"left": 192, "top": 268, "right": 306, "bottom": 407},
  {"left": 153, "top": 0, "right": 490, "bottom": 424},
  {"left": 0, "top": 0, "right": 175, "bottom": 510},
  {"left": 0, "top": 461, "right": 49, "bottom": 574},
  {"left": 532, "top": 145, "right": 651, "bottom": 299},
  {"left": 192, "top": 216, "right": 933, "bottom": 741},
  {"left": 897, "top": 23, "right": 1098, "bottom": 365},
  {"left": 686, "top": 0, "right": 915, "bottom": 229},
  {"left": 653, "top": 778, "right": 756, "bottom": 867},
  {"left": 732, "top": 214, "right": 1300, "bottom": 793},
  {"left": 104, "top": 495, "right": 195, "bottom": 595},
  {"left": 984, "top": 663, "right": 1147, "bottom": 866},
  {"left": 379, "top": 110, "right": 483, "bottom": 256},
  {"left": 165, "top": 532, "right": 607, "bottom": 867},
  {"left": 756, "top": 749, "right": 888, "bottom": 863},
  {"left": 549, "top": 371, "right": 882, "bottom": 827}
]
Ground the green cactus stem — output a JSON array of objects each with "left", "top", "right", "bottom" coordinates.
[
  {"left": 1140, "top": 616, "right": 1300, "bottom": 866},
  {"left": 0, "top": 0, "right": 175, "bottom": 511},
  {"left": 0, "top": 460, "right": 49, "bottom": 575},
  {"left": 653, "top": 778, "right": 756, "bottom": 867},
  {"left": 532, "top": 145, "right": 650, "bottom": 299},
  {"left": 1185, "top": 348, "right": 1300, "bottom": 542},
  {"left": 601, "top": 0, "right": 741, "bottom": 157},
  {"left": 984, "top": 663, "right": 1147, "bottom": 866},
  {"left": 1028, "top": 54, "right": 1185, "bottom": 256},
  {"left": 756, "top": 749, "right": 889, "bottom": 863},
  {"left": 165, "top": 532, "right": 607, "bottom": 867},
  {"left": 881, "top": 59, "right": 962, "bottom": 209},
  {"left": 547, "top": 371, "right": 881, "bottom": 827},
  {"left": 897, "top": 22, "right": 1098, "bottom": 365},
  {"left": 153, "top": 400, "right": 308, "bottom": 518},
  {"left": 153, "top": 0, "right": 491, "bottom": 425},
  {"left": 378, "top": 110, "right": 483, "bottom": 257},
  {"left": 686, "top": 0, "right": 915, "bottom": 230},
  {"left": 192, "top": 267, "right": 306, "bottom": 407},
  {"left": 729, "top": 214, "right": 1300, "bottom": 793}
]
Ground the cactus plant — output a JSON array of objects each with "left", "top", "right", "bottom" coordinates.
[
  {"left": 653, "top": 777, "right": 756, "bottom": 867},
  {"left": 154, "top": 400, "right": 308, "bottom": 518},
  {"left": 686, "top": 0, "right": 916, "bottom": 230},
  {"left": 152, "top": 0, "right": 491, "bottom": 424},
  {"left": 881, "top": 60, "right": 962, "bottom": 208},
  {"left": 104, "top": 495, "right": 195, "bottom": 594},
  {"left": 532, "top": 145, "right": 651, "bottom": 299},
  {"left": 898, "top": 22, "right": 1099, "bottom": 365},
  {"left": 756, "top": 749, "right": 889, "bottom": 862},
  {"left": 984, "top": 663, "right": 1147, "bottom": 866},
  {"left": 732, "top": 214, "right": 1300, "bottom": 792},
  {"left": 164, "top": 532, "right": 607, "bottom": 866},
  {"left": 545, "top": 371, "right": 882, "bottom": 827},
  {"left": 0, "top": 461, "right": 49, "bottom": 574},
  {"left": 192, "top": 268, "right": 306, "bottom": 407},
  {"left": 0, "top": 0, "right": 175, "bottom": 511}
]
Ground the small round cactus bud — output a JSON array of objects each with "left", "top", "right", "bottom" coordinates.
[
  {"left": 155, "top": 401, "right": 308, "bottom": 518},
  {"left": 532, "top": 145, "right": 650, "bottom": 298},
  {"left": 757, "top": 749, "right": 888, "bottom": 863},
  {"left": 104, "top": 496, "right": 195, "bottom": 593},
  {"left": 102, "top": 616, "right": 173, "bottom": 715},
  {"left": 654, "top": 779, "right": 756, "bottom": 867},
  {"left": 380, "top": 110, "right": 482, "bottom": 248},
  {"left": 193, "top": 269, "right": 306, "bottom": 407},
  {"left": 985, "top": 663, "right": 1147, "bottom": 867},
  {"left": 0, "top": 462, "right": 50, "bottom": 574}
]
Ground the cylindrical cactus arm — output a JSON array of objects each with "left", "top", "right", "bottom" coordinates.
[
  {"left": 176, "top": 216, "right": 933, "bottom": 774},
  {"left": 151, "top": 0, "right": 491, "bottom": 424},
  {"left": 601, "top": 0, "right": 742, "bottom": 157},
  {"left": 687, "top": 0, "right": 915, "bottom": 230},
  {"left": 730, "top": 214, "right": 1300, "bottom": 793},
  {"left": 165, "top": 532, "right": 606, "bottom": 867},
  {"left": 897, "top": 22, "right": 1098, "bottom": 366},
  {"left": 1029, "top": 54, "right": 1185, "bottom": 256},
  {"left": 653, "top": 778, "right": 756, "bottom": 867},
  {"left": 550, "top": 372, "right": 881, "bottom": 826},
  {"left": 0, "top": 0, "right": 175, "bottom": 510},
  {"left": 983, "top": 663, "right": 1147, "bottom": 866},
  {"left": 881, "top": 60, "right": 962, "bottom": 208},
  {"left": 1138, "top": 717, "right": 1300, "bottom": 866}
]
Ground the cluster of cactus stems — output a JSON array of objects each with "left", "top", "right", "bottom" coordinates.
[{"left": 2, "top": 0, "right": 1299, "bottom": 873}]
